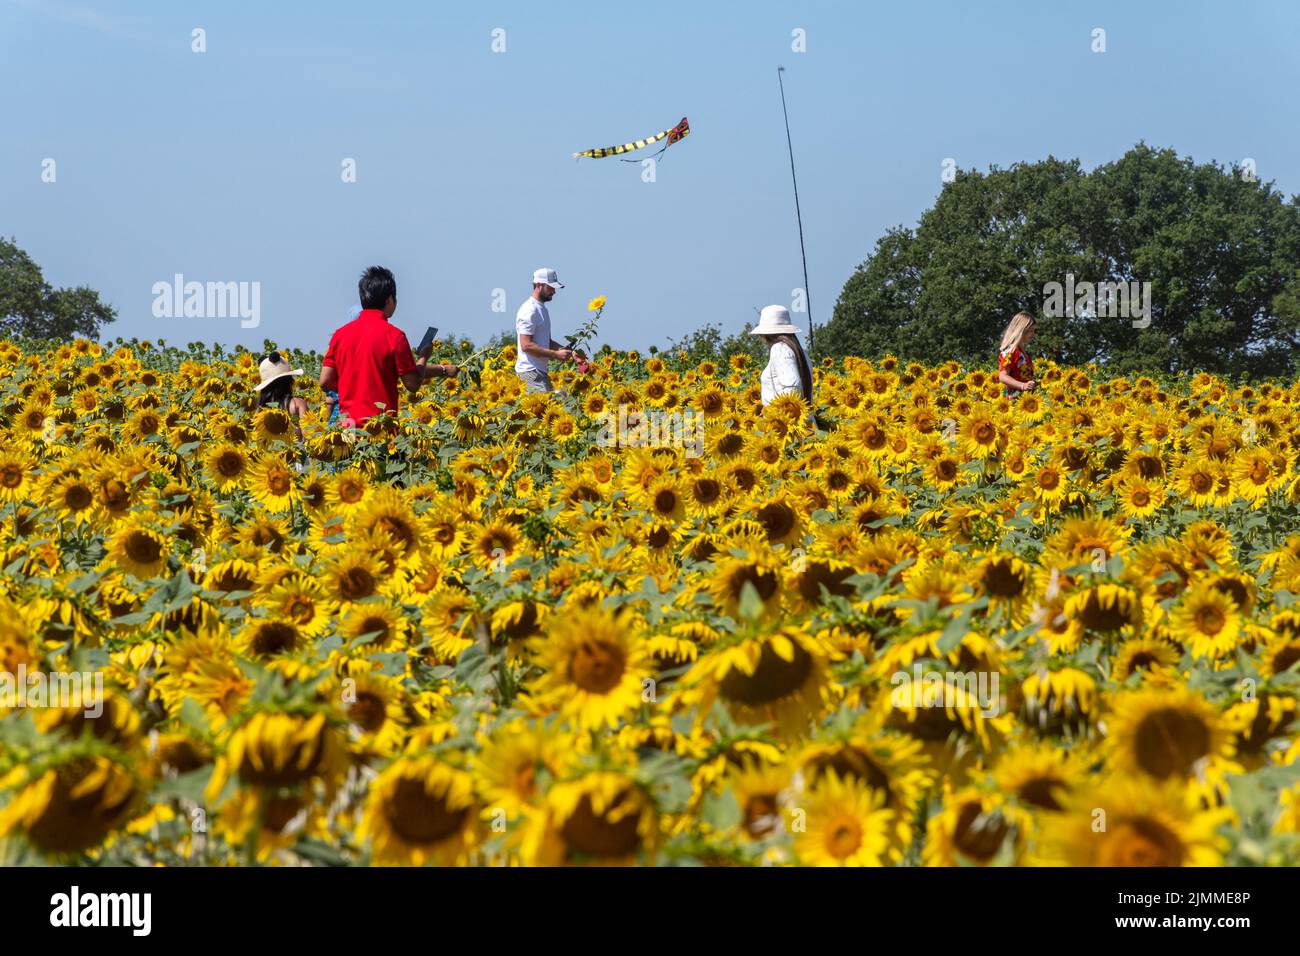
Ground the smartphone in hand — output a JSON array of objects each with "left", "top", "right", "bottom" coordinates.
[{"left": 416, "top": 326, "right": 439, "bottom": 357}]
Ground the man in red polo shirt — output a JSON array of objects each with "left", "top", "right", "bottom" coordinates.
[{"left": 319, "top": 266, "right": 457, "bottom": 427}]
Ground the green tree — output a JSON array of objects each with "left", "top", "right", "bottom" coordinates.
[
  {"left": 820, "top": 144, "right": 1300, "bottom": 378},
  {"left": 663, "top": 322, "right": 767, "bottom": 370},
  {"left": 0, "top": 237, "right": 116, "bottom": 340}
]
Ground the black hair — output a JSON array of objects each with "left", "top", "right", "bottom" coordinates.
[
  {"left": 358, "top": 266, "right": 396, "bottom": 310},
  {"left": 258, "top": 352, "right": 294, "bottom": 411}
]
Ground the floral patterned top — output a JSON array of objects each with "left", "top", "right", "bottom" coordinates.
[{"left": 998, "top": 347, "right": 1033, "bottom": 397}]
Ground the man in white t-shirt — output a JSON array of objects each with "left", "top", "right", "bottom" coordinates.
[{"left": 515, "top": 268, "right": 580, "bottom": 393}]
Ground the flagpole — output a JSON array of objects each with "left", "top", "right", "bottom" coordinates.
[{"left": 777, "top": 66, "right": 813, "bottom": 356}]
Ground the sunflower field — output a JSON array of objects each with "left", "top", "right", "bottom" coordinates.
[{"left": 2, "top": 334, "right": 1300, "bottom": 867}]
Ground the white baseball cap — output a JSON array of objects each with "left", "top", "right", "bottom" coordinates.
[
  {"left": 750, "top": 304, "right": 799, "bottom": 336},
  {"left": 532, "top": 268, "right": 564, "bottom": 289}
]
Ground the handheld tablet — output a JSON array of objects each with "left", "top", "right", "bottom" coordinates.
[{"left": 416, "top": 326, "right": 439, "bottom": 356}]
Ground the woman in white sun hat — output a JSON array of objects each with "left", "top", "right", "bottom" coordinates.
[
  {"left": 751, "top": 305, "right": 814, "bottom": 407},
  {"left": 256, "top": 351, "right": 310, "bottom": 445}
]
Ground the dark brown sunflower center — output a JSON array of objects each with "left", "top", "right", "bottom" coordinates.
[
  {"left": 64, "top": 483, "right": 93, "bottom": 511},
  {"left": 252, "top": 622, "right": 298, "bottom": 656},
  {"left": 559, "top": 791, "right": 641, "bottom": 858},
  {"left": 216, "top": 451, "right": 245, "bottom": 477},
  {"left": 743, "top": 794, "right": 779, "bottom": 837},
  {"left": 375, "top": 515, "right": 415, "bottom": 551},
  {"left": 1017, "top": 775, "right": 1065, "bottom": 811},
  {"left": 1134, "top": 708, "right": 1211, "bottom": 778},
  {"left": 727, "top": 566, "right": 780, "bottom": 605},
  {"left": 26, "top": 760, "right": 135, "bottom": 854},
  {"left": 385, "top": 777, "right": 468, "bottom": 845},
  {"left": 263, "top": 794, "right": 305, "bottom": 833},
  {"left": 982, "top": 560, "right": 1025, "bottom": 598},
  {"left": 1099, "top": 819, "right": 1184, "bottom": 866},
  {"left": 654, "top": 490, "right": 679, "bottom": 514},
  {"left": 358, "top": 616, "right": 392, "bottom": 646},
  {"left": 124, "top": 531, "right": 162, "bottom": 565},
  {"left": 1078, "top": 591, "right": 1133, "bottom": 631},
  {"left": 339, "top": 568, "right": 376, "bottom": 601},
  {"left": 570, "top": 640, "right": 626, "bottom": 694},
  {"left": 756, "top": 502, "right": 796, "bottom": 542},
  {"left": 953, "top": 801, "right": 1008, "bottom": 862},
  {"left": 1195, "top": 605, "right": 1226, "bottom": 635},
  {"left": 718, "top": 639, "right": 813, "bottom": 706},
  {"left": 348, "top": 691, "right": 387, "bottom": 732},
  {"left": 717, "top": 433, "right": 744, "bottom": 456},
  {"left": 797, "top": 562, "right": 854, "bottom": 604},
  {"left": 693, "top": 478, "right": 721, "bottom": 505}
]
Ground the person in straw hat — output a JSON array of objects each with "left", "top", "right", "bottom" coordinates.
[
  {"left": 751, "top": 304, "right": 814, "bottom": 408},
  {"left": 256, "top": 351, "right": 310, "bottom": 443}
]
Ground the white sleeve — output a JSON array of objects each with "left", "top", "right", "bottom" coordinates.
[
  {"left": 516, "top": 304, "right": 539, "bottom": 337},
  {"left": 771, "top": 343, "right": 803, "bottom": 392}
]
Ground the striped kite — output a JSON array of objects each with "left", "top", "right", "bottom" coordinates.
[{"left": 573, "top": 117, "right": 690, "bottom": 161}]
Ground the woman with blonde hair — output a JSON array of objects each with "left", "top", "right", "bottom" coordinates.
[{"left": 997, "top": 311, "right": 1037, "bottom": 398}]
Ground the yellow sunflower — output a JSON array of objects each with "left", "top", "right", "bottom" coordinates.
[
  {"left": 683, "top": 627, "right": 835, "bottom": 736},
  {"left": 359, "top": 756, "right": 478, "bottom": 866},
  {"left": 523, "top": 770, "right": 656, "bottom": 866},
  {"left": 1167, "top": 582, "right": 1242, "bottom": 660},
  {"left": 0, "top": 754, "right": 140, "bottom": 855},
  {"left": 1105, "top": 687, "right": 1239, "bottom": 800},
  {"left": 106, "top": 519, "right": 170, "bottom": 580},
  {"left": 202, "top": 440, "right": 250, "bottom": 491},
  {"left": 793, "top": 770, "right": 894, "bottom": 867},
  {"left": 923, "top": 786, "right": 1019, "bottom": 866},
  {"left": 1033, "top": 774, "right": 1229, "bottom": 866},
  {"left": 246, "top": 454, "right": 299, "bottom": 512},
  {"left": 524, "top": 606, "right": 652, "bottom": 731}
]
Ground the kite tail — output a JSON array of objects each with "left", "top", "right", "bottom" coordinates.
[
  {"left": 614, "top": 116, "right": 690, "bottom": 162},
  {"left": 573, "top": 127, "right": 670, "bottom": 160}
]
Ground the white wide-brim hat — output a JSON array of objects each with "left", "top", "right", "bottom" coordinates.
[
  {"left": 750, "top": 304, "right": 799, "bottom": 336},
  {"left": 256, "top": 355, "right": 304, "bottom": 390}
]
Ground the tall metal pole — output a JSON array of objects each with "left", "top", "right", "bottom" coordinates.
[{"left": 777, "top": 66, "right": 813, "bottom": 355}]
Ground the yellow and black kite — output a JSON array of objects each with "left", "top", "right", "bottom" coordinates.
[{"left": 573, "top": 117, "right": 690, "bottom": 161}]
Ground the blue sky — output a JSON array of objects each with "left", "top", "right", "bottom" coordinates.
[{"left": 3, "top": 0, "right": 1298, "bottom": 353}]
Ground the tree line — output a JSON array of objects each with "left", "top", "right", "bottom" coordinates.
[{"left": 817, "top": 144, "right": 1300, "bottom": 380}]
